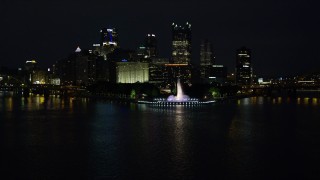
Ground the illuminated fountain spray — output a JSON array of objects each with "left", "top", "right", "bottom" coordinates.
[
  {"left": 139, "top": 78, "right": 215, "bottom": 105},
  {"left": 167, "top": 79, "right": 190, "bottom": 102}
]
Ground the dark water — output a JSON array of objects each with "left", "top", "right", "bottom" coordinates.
[{"left": 1, "top": 95, "right": 320, "bottom": 179}]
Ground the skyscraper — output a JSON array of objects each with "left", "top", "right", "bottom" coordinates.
[
  {"left": 235, "top": 47, "right": 252, "bottom": 85},
  {"left": 200, "top": 39, "right": 214, "bottom": 66},
  {"left": 94, "top": 28, "right": 119, "bottom": 60},
  {"left": 136, "top": 34, "right": 158, "bottom": 62},
  {"left": 148, "top": 58, "right": 169, "bottom": 85},
  {"left": 199, "top": 39, "right": 216, "bottom": 83},
  {"left": 54, "top": 47, "right": 107, "bottom": 86},
  {"left": 145, "top": 34, "right": 157, "bottom": 58},
  {"left": 171, "top": 22, "right": 191, "bottom": 64},
  {"left": 100, "top": 28, "right": 119, "bottom": 47}
]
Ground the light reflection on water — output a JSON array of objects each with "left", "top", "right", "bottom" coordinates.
[
  {"left": 235, "top": 96, "right": 320, "bottom": 106},
  {"left": 172, "top": 106, "right": 188, "bottom": 171},
  {"left": 0, "top": 95, "right": 91, "bottom": 112},
  {"left": 297, "top": 97, "right": 301, "bottom": 104},
  {"left": 1, "top": 96, "right": 320, "bottom": 179},
  {"left": 312, "top": 98, "right": 318, "bottom": 105}
]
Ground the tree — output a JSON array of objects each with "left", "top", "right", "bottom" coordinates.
[
  {"left": 209, "top": 87, "right": 221, "bottom": 98},
  {"left": 130, "top": 89, "right": 136, "bottom": 99}
]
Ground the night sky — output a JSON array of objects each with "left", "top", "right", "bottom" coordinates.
[{"left": 1, "top": 0, "right": 319, "bottom": 77}]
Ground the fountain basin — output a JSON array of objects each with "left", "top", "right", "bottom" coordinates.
[
  {"left": 138, "top": 98, "right": 216, "bottom": 106},
  {"left": 137, "top": 79, "right": 216, "bottom": 106}
]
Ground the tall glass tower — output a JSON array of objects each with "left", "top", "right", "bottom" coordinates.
[
  {"left": 236, "top": 47, "right": 252, "bottom": 85},
  {"left": 171, "top": 22, "right": 191, "bottom": 64},
  {"left": 145, "top": 34, "right": 157, "bottom": 58},
  {"left": 200, "top": 39, "right": 214, "bottom": 66},
  {"left": 100, "top": 28, "right": 119, "bottom": 47},
  {"left": 95, "top": 28, "right": 119, "bottom": 60}
]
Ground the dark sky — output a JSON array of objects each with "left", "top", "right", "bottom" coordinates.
[{"left": 1, "top": 0, "right": 319, "bottom": 77}]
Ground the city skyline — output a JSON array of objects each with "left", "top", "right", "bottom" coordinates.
[{"left": 1, "top": 0, "right": 319, "bottom": 77}]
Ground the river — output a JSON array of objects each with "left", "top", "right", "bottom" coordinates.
[{"left": 1, "top": 95, "right": 320, "bottom": 179}]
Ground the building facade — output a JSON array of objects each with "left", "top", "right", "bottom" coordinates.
[
  {"left": 116, "top": 62, "right": 149, "bottom": 83},
  {"left": 199, "top": 39, "right": 216, "bottom": 83},
  {"left": 100, "top": 28, "right": 119, "bottom": 47},
  {"left": 53, "top": 47, "right": 108, "bottom": 86},
  {"left": 171, "top": 22, "right": 192, "bottom": 64},
  {"left": 149, "top": 58, "right": 169, "bottom": 85},
  {"left": 165, "top": 63, "right": 192, "bottom": 85},
  {"left": 136, "top": 34, "right": 158, "bottom": 63},
  {"left": 209, "top": 65, "right": 228, "bottom": 84},
  {"left": 235, "top": 47, "right": 252, "bottom": 85},
  {"left": 145, "top": 34, "right": 157, "bottom": 58},
  {"left": 200, "top": 39, "right": 214, "bottom": 66},
  {"left": 93, "top": 28, "right": 119, "bottom": 60}
]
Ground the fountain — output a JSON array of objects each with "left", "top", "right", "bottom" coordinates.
[
  {"left": 138, "top": 79, "right": 215, "bottom": 106},
  {"left": 167, "top": 79, "right": 190, "bottom": 102}
]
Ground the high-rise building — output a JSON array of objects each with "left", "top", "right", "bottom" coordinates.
[
  {"left": 171, "top": 22, "right": 192, "bottom": 64},
  {"left": 94, "top": 28, "right": 119, "bottom": 60},
  {"left": 200, "top": 39, "right": 214, "bottom": 66},
  {"left": 145, "top": 34, "right": 157, "bottom": 58},
  {"left": 136, "top": 45, "right": 148, "bottom": 61},
  {"left": 149, "top": 58, "right": 169, "bottom": 85},
  {"left": 53, "top": 47, "right": 108, "bottom": 86},
  {"left": 31, "top": 70, "right": 47, "bottom": 84},
  {"left": 24, "top": 59, "right": 48, "bottom": 85},
  {"left": 165, "top": 63, "right": 192, "bottom": 85},
  {"left": 136, "top": 34, "right": 158, "bottom": 62},
  {"left": 100, "top": 28, "right": 119, "bottom": 47},
  {"left": 209, "top": 65, "right": 228, "bottom": 84},
  {"left": 235, "top": 47, "right": 252, "bottom": 85},
  {"left": 24, "top": 59, "right": 39, "bottom": 84},
  {"left": 107, "top": 48, "right": 137, "bottom": 63},
  {"left": 199, "top": 39, "right": 216, "bottom": 83},
  {"left": 25, "top": 59, "right": 38, "bottom": 72}
]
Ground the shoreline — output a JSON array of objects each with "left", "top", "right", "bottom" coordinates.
[{"left": 2, "top": 91, "right": 320, "bottom": 102}]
